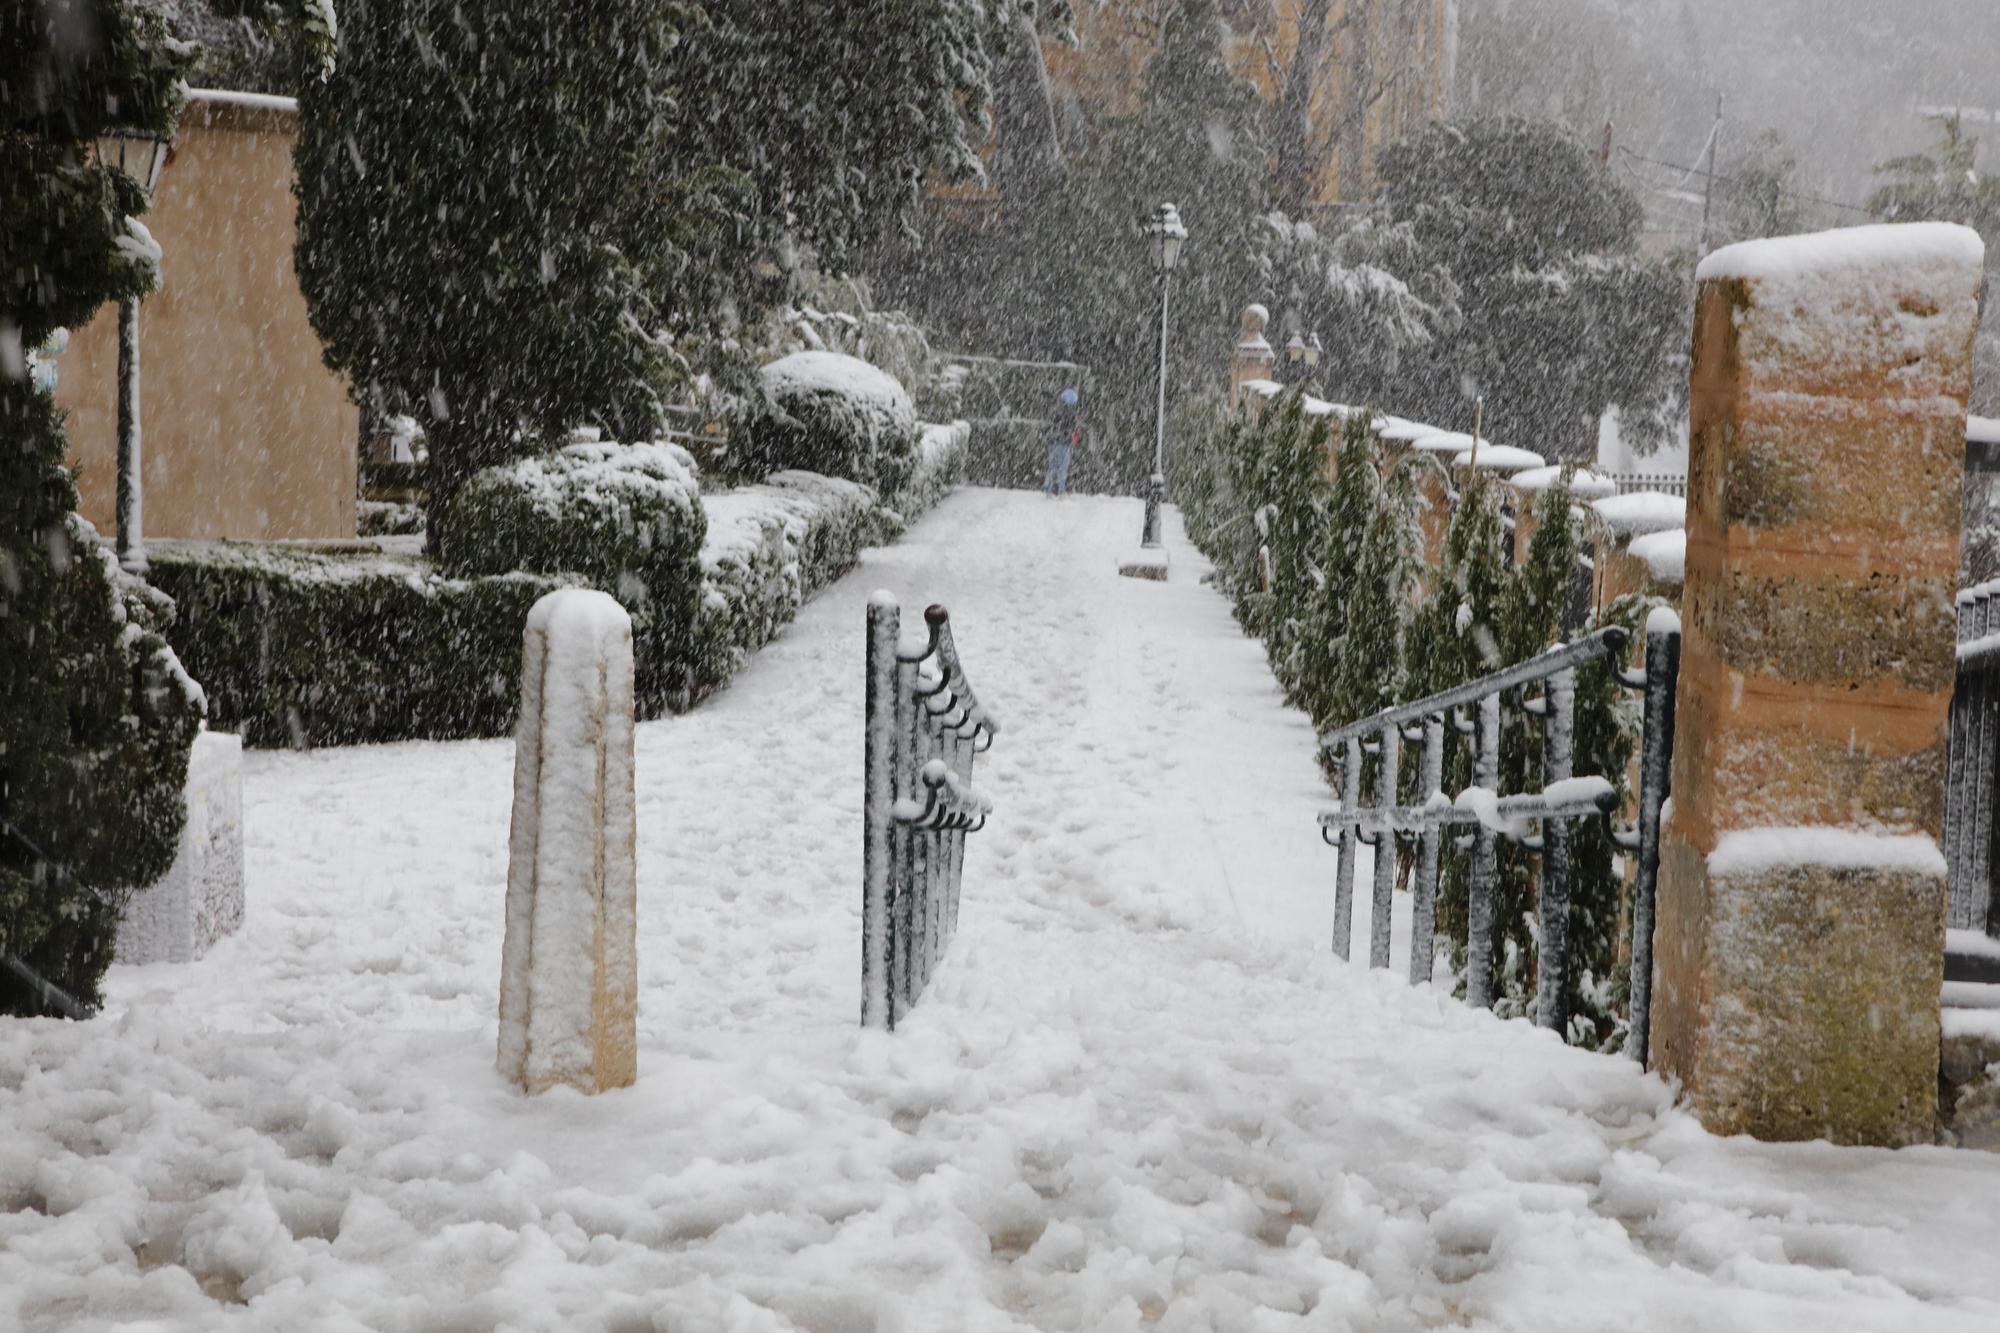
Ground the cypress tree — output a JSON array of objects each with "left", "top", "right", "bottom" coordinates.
[
  {"left": 1321, "top": 449, "right": 1421, "bottom": 734},
  {"left": 1, "top": 0, "right": 206, "bottom": 1015},
  {"left": 1406, "top": 473, "right": 1512, "bottom": 966}
]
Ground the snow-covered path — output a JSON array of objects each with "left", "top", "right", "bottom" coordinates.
[{"left": 7, "top": 489, "right": 2000, "bottom": 1331}]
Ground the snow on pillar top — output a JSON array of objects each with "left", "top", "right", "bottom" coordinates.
[{"left": 1695, "top": 222, "right": 1985, "bottom": 402}]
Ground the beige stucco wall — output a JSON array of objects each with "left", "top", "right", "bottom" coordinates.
[{"left": 57, "top": 97, "right": 357, "bottom": 542}]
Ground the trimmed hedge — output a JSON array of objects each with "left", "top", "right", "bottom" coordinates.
[
  {"left": 152, "top": 423, "right": 969, "bottom": 748},
  {"left": 447, "top": 440, "right": 707, "bottom": 715},
  {"left": 148, "top": 540, "right": 577, "bottom": 748},
  {"left": 696, "top": 472, "right": 890, "bottom": 686},
  {"left": 738, "top": 352, "right": 921, "bottom": 493}
]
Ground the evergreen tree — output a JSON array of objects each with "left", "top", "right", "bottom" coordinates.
[
  {"left": 1405, "top": 472, "right": 1512, "bottom": 970},
  {"left": 295, "top": 0, "right": 696, "bottom": 554},
  {"left": 1243, "top": 389, "right": 1336, "bottom": 700},
  {"left": 1487, "top": 472, "right": 1630, "bottom": 1030},
  {"left": 1371, "top": 117, "right": 1686, "bottom": 461},
  {"left": 875, "top": 0, "right": 1270, "bottom": 493},
  {"left": 1321, "top": 447, "right": 1420, "bottom": 735},
  {"left": 1298, "top": 409, "right": 1381, "bottom": 735},
  {"left": 1, "top": 0, "right": 206, "bottom": 1015}
]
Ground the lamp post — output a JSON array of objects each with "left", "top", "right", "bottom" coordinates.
[
  {"left": 95, "top": 126, "right": 173, "bottom": 575},
  {"left": 1142, "top": 201, "right": 1187, "bottom": 550}
]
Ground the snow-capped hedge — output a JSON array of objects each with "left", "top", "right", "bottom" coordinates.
[
  {"left": 447, "top": 440, "right": 707, "bottom": 715},
  {"left": 147, "top": 540, "right": 577, "bottom": 748},
  {"left": 694, "top": 472, "right": 890, "bottom": 688},
  {"left": 150, "top": 425, "right": 968, "bottom": 748},
  {"left": 740, "top": 351, "right": 921, "bottom": 493}
]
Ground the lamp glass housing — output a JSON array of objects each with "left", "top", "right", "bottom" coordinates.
[
  {"left": 96, "top": 129, "right": 173, "bottom": 201},
  {"left": 1149, "top": 203, "right": 1187, "bottom": 273}
]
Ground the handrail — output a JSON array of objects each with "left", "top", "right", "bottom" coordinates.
[
  {"left": 1314, "top": 616, "right": 1680, "bottom": 1061},
  {"left": 1318, "top": 626, "right": 1629, "bottom": 748}
]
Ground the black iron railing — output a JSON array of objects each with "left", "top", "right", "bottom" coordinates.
[
  {"left": 862, "top": 597, "right": 998, "bottom": 1029},
  {"left": 1946, "top": 583, "right": 2000, "bottom": 935},
  {"left": 1317, "top": 615, "right": 1681, "bottom": 1055}
]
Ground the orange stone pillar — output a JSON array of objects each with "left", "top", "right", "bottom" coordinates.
[{"left": 1651, "top": 224, "right": 1984, "bottom": 1145}]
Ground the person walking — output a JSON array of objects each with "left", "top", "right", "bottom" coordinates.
[{"left": 1045, "top": 386, "right": 1081, "bottom": 496}]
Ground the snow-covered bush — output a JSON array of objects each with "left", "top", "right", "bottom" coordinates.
[
  {"left": 447, "top": 441, "right": 708, "bottom": 716},
  {"left": 148, "top": 541, "right": 577, "bottom": 748},
  {"left": 151, "top": 423, "right": 965, "bottom": 747},
  {"left": 693, "top": 473, "right": 890, "bottom": 691},
  {"left": 739, "top": 352, "right": 921, "bottom": 492}
]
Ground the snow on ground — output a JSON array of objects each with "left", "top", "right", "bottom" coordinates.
[{"left": 6, "top": 489, "right": 2000, "bottom": 1330}]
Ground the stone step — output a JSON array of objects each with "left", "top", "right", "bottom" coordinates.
[{"left": 1945, "top": 933, "right": 2000, "bottom": 985}]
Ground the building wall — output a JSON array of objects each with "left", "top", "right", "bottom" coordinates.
[
  {"left": 1041, "top": 0, "right": 1455, "bottom": 205},
  {"left": 57, "top": 97, "right": 357, "bottom": 542}
]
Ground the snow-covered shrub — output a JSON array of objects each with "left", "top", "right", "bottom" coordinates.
[
  {"left": 446, "top": 441, "right": 708, "bottom": 715},
  {"left": 692, "top": 472, "right": 892, "bottom": 692},
  {"left": 884, "top": 421, "right": 970, "bottom": 522},
  {"left": 739, "top": 352, "right": 921, "bottom": 492},
  {"left": 148, "top": 541, "right": 577, "bottom": 748}
]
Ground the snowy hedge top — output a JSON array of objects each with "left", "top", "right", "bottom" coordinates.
[
  {"left": 1626, "top": 528, "right": 1686, "bottom": 585},
  {"left": 1592, "top": 490, "right": 1686, "bottom": 538},
  {"left": 1451, "top": 443, "right": 1545, "bottom": 473},
  {"left": 1372, "top": 417, "right": 1434, "bottom": 443},
  {"left": 761, "top": 351, "right": 915, "bottom": 427},
  {"left": 1408, "top": 430, "right": 1476, "bottom": 454},
  {"left": 1696, "top": 221, "right": 1984, "bottom": 284},
  {"left": 493, "top": 440, "right": 703, "bottom": 522},
  {"left": 1971, "top": 414, "right": 2000, "bottom": 446},
  {"left": 1510, "top": 465, "right": 1618, "bottom": 499}
]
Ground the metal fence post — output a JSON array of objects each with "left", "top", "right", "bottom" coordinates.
[
  {"left": 1967, "top": 589, "right": 1998, "bottom": 930},
  {"left": 1333, "top": 736, "right": 1362, "bottom": 960},
  {"left": 1535, "top": 667, "right": 1577, "bottom": 1035},
  {"left": 1370, "top": 723, "right": 1401, "bottom": 970},
  {"left": 1627, "top": 623, "right": 1679, "bottom": 1065},
  {"left": 890, "top": 639, "right": 922, "bottom": 1027},
  {"left": 1466, "top": 692, "right": 1501, "bottom": 1008},
  {"left": 862, "top": 597, "right": 898, "bottom": 1028},
  {"left": 1947, "top": 589, "right": 1975, "bottom": 922},
  {"left": 1410, "top": 714, "right": 1445, "bottom": 986}
]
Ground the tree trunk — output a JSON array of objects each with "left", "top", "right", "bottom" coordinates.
[
  {"left": 1337, "top": 1, "right": 1377, "bottom": 206},
  {"left": 1274, "top": 0, "right": 1335, "bottom": 216}
]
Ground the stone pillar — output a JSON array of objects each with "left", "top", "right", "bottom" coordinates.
[
  {"left": 1651, "top": 223, "right": 1984, "bottom": 1145},
  {"left": 1229, "top": 303, "right": 1275, "bottom": 411},
  {"left": 498, "top": 589, "right": 639, "bottom": 1095},
  {"left": 115, "top": 730, "right": 245, "bottom": 965}
]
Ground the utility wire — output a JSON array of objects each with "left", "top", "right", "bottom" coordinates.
[{"left": 1615, "top": 145, "right": 1875, "bottom": 217}]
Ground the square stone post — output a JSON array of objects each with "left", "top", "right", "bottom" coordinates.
[
  {"left": 1651, "top": 223, "right": 1985, "bottom": 1145},
  {"left": 498, "top": 589, "right": 639, "bottom": 1095},
  {"left": 1229, "top": 303, "right": 1275, "bottom": 411}
]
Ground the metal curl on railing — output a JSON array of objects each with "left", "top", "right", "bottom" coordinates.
[{"left": 863, "top": 595, "right": 1004, "bottom": 1032}]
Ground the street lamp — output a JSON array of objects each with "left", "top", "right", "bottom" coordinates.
[
  {"left": 95, "top": 126, "right": 173, "bottom": 574},
  {"left": 1142, "top": 201, "right": 1187, "bottom": 550}
]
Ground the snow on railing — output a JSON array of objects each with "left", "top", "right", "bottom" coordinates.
[
  {"left": 1317, "top": 612, "right": 1682, "bottom": 1055},
  {"left": 862, "top": 595, "right": 1000, "bottom": 1029}
]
